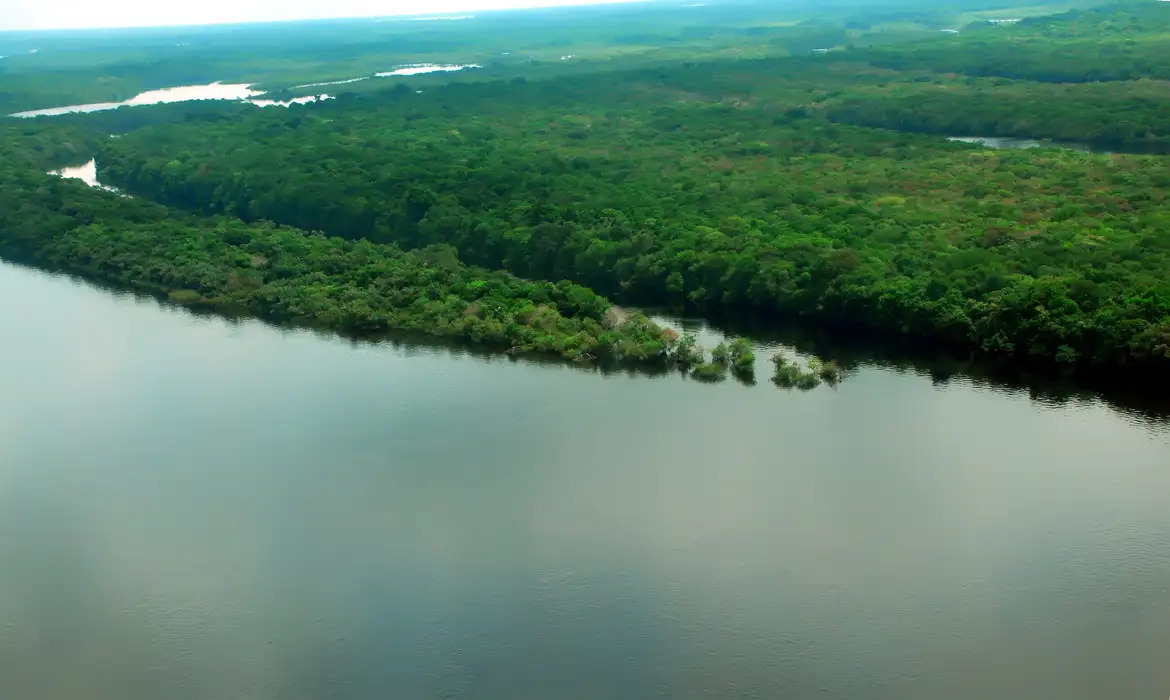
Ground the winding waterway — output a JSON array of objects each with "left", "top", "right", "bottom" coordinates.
[
  {"left": 1, "top": 258, "right": 1168, "bottom": 699},
  {"left": 946, "top": 135, "right": 1110, "bottom": 153},
  {"left": 8, "top": 82, "right": 333, "bottom": 118}
]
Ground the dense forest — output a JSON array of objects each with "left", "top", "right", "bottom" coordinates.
[
  {"left": 0, "top": 125, "right": 687, "bottom": 368},
  {"left": 94, "top": 51, "right": 1170, "bottom": 375},
  {"left": 0, "top": 0, "right": 1095, "bottom": 113},
  {"left": 3, "top": 0, "right": 1170, "bottom": 380},
  {"left": 859, "top": 3, "right": 1170, "bottom": 80},
  {"left": 824, "top": 77, "right": 1170, "bottom": 150}
]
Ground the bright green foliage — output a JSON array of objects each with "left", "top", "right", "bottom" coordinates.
[
  {"left": 6, "top": 0, "right": 1170, "bottom": 381},
  {"left": 723, "top": 337, "right": 756, "bottom": 377},
  {"left": 771, "top": 353, "right": 826, "bottom": 389},
  {"left": 691, "top": 361, "right": 728, "bottom": 382},
  {"left": 675, "top": 333, "right": 705, "bottom": 369},
  {"left": 712, "top": 342, "right": 731, "bottom": 365}
]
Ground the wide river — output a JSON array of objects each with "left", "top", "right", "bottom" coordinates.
[{"left": 1, "top": 260, "right": 1169, "bottom": 700}]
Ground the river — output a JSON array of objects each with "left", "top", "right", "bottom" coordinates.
[
  {"left": 939, "top": 135, "right": 1170, "bottom": 155},
  {"left": 947, "top": 136, "right": 1103, "bottom": 153},
  {"left": 1, "top": 259, "right": 1169, "bottom": 699},
  {"left": 8, "top": 83, "right": 333, "bottom": 118}
]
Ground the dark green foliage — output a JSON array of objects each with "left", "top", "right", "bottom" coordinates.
[
  {"left": 825, "top": 77, "right": 1170, "bottom": 151},
  {"left": 92, "top": 51, "right": 1170, "bottom": 376},
  {"left": 0, "top": 134, "right": 677, "bottom": 368},
  {"left": 6, "top": 0, "right": 1170, "bottom": 381},
  {"left": 860, "top": 3, "right": 1170, "bottom": 83},
  {"left": 0, "top": 0, "right": 987, "bottom": 115}
]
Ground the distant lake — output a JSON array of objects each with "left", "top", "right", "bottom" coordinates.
[
  {"left": 947, "top": 136, "right": 1107, "bottom": 153},
  {"left": 375, "top": 63, "right": 482, "bottom": 77},
  {"left": 1, "top": 258, "right": 1169, "bottom": 700},
  {"left": 295, "top": 63, "right": 482, "bottom": 89},
  {"left": 7, "top": 65, "right": 481, "bottom": 117},
  {"left": 50, "top": 159, "right": 120, "bottom": 192},
  {"left": 8, "top": 83, "right": 332, "bottom": 118}
]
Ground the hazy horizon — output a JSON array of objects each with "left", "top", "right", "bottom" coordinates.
[{"left": 0, "top": 0, "right": 646, "bottom": 32}]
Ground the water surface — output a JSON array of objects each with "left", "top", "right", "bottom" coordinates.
[
  {"left": 0, "top": 261, "right": 1168, "bottom": 700},
  {"left": 9, "top": 83, "right": 332, "bottom": 118},
  {"left": 250, "top": 94, "right": 335, "bottom": 108},
  {"left": 375, "top": 63, "right": 482, "bottom": 77},
  {"left": 50, "top": 159, "right": 120, "bottom": 193},
  {"left": 10, "top": 82, "right": 260, "bottom": 117},
  {"left": 947, "top": 135, "right": 1103, "bottom": 153}
]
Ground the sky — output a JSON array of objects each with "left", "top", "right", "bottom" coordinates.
[{"left": 0, "top": 0, "right": 641, "bottom": 31}]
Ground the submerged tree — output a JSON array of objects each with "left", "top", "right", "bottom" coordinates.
[
  {"left": 674, "top": 333, "right": 705, "bottom": 369},
  {"left": 771, "top": 352, "right": 825, "bottom": 390}
]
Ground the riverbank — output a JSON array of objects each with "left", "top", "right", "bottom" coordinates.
[
  {"left": 0, "top": 170, "right": 693, "bottom": 371},
  {"left": 3, "top": 252, "right": 1168, "bottom": 700},
  {"left": 88, "top": 72, "right": 1170, "bottom": 380}
]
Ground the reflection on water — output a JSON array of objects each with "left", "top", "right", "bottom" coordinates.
[
  {"left": 947, "top": 135, "right": 1104, "bottom": 153},
  {"left": 11, "top": 82, "right": 260, "bottom": 117},
  {"left": 9, "top": 65, "right": 481, "bottom": 117},
  {"left": 673, "top": 306, "right": 1170, "bottom": 426},
  {"left": 0, "top": 261, "right": 1168, "bottom": 700},
  {"left": 250, "top": 94, "right": 335, "bottom": 108},
  {"left": 293, "top": 76, "right": 370, "bottom": 89},
  {"left": 375, "top": 63, "right": 482, "bottom": 77}
]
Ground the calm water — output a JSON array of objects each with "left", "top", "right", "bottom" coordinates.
[
  {"left": 296, "top": 64, "right": 482, "bottom": 89},
  {"left": 947, "top": 136, "right": 1102, "bottom": 153},
  {"left": 51, "top": 159, "right": 120, "bottom": 193},
  {"left": 8, "top": 83, "right": 332, "bottom": 118},
  {"left": 375, "top": 63, "right": 482, "bottom": 77},
  {"left": 1, "top": 260, "right": 1169, "bottom": 700}
]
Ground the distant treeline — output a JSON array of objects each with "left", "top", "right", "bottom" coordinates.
[{"left": 860, "top": 3, "right": 1170, "bottom": 82}]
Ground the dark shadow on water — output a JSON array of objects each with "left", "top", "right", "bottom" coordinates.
[
  {"left": 10, "top": 260, "right": 1170, "bottom": 427},
  {"left": 665, "top": 304, "right": 1170, "bottom": 426}
]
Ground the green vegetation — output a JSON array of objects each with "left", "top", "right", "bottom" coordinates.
[
  {"left": 691, "top": 361, "right": 729, "bottom": 382},
  {"left": 817, "top": 360, "right": 843, "bottom": 383},
  {"left": 673, "top": 332, "right": 705, "bottom": 369},
  {"left": 0, "top": 1, "right": 919, "bottom": 113},
  {"left": 713, "top": 337, "right": 756, "bottom": 378},
  {"left": 93, "top": 45, "right": 1170, "bottom": 376},
  {"left": 2, "top": 0, "right": 1104, "bottom": 114},
  {"left": 859, "top": 2, "right": 1170, "bottom": 82},
  {"left": 0, "top": 127, "right": 680, "bottom": 367},
  {"left": 824, "top": 77, "right": 1170, "bottom": 151},
  {"left": 3, "top": 0, "right": 1170, "bottom": 387},
  {"left": 771, "top": 354, "right": 825, "bottom": 390}
]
